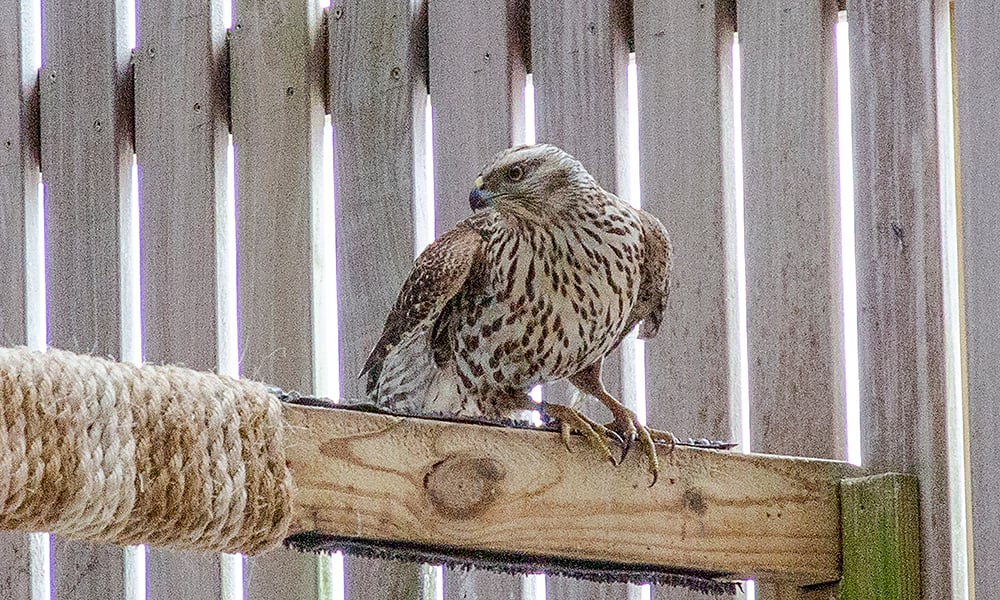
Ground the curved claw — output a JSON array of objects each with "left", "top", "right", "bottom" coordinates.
[
  {"left": 604, "top": 417, "right": 638, "bottom": 462},
  {"left": 604, "top": 410, "right": 669, "bottom": 486},
  {"left": 637, "top": 426, "right": 659, "bottom": 487},
  {"left": 558, "top": 422, "right": 574, "bottom": 452}
]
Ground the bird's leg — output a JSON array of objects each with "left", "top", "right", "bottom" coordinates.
[
  {"left": 568, "top": 362, "right": 675, "bottom": 485},
  {"left": 539, "top": 402, "right": 619, "bottom": 466}
]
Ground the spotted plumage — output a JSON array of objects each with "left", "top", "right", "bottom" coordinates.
[{"left": 361, "top": 144, "right": 673, "bottom": 481}]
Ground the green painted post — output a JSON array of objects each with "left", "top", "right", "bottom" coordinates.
[{"left": 840, "top": 473, "right": 921, "bottom": 600}]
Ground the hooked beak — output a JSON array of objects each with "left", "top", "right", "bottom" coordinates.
[{"left": 469, "top": 176, "right": 495, "bottom": 210}]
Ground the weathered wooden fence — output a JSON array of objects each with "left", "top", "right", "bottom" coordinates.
[{"left": 0, "top": 0, "right": 989, "bottom": 598}]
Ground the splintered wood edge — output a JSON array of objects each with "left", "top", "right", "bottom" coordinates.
[{"left": 282, "top": 403, "right": 859, "bottom": 585}]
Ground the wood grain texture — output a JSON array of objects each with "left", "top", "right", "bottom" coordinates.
[
  {"left": 0, "top": 4, "right": 37, "bottom": 596},
  {"left": 428, "top": 4, "right": 527, "bottom": 597},
  {"left": 133, "top": 0, "right": 229, "bottom": 596},
  {"left": 328, "top": 1, "right": 429, "bottom": 597},
  {"left": 428, "top": 0, "right": 527, "bottom": 232},
  {"left": 231, "top": 0, "right": 324, "bottom": 393},
  {"left": 135, "top": 0, "right": 227, "bottom": 372},
  {"left": 953, "top": 1, "right": 999, "bottom": 594},
  {"left": 632, "top": 7, "right": 739, "bottom": 595},
  {"left": 230, "top": 0, "right": 326, "bottom": 598},
  {"left": 529, "top": 5, "right": 630, "bottom": 596},
  {"left": 737, "top": 4, "right": 844, "bottom": 598},
  {"left": 0, "top": 533, "right": 30, "bottom": 600},
  {"left": 633, "top": 1, "right": 738, "bottom": 450},
  {"left": 39, "top": 0, "right": 132, "bottom": 596},
  {"left": 284, "top": 404, "right": 856, "bottom": 586},
  {"left": 848, "top": 1, "right": 959, "bottom": 598},
  {"left": 443, "top": 568, "right": 520, "bottom": 600},
  {"left": 329, "top": 0, "right": 426, "bottom": 404},
  {"left": 529, "top": 0, "right": 628, "bottom": 191},
  {"left": 841, "top": 474, "right": 921, "bottom": 600},
  {"left": 40, "top": 0, "right": 130, "bottom": 355},
  {"left": 0, "top": 0, "right": 37, "bottom": 349},
  {"left": 545, "top": 578, "right": 629, "bottom": 600},
  {"left": 738, "top": 0, "right": 844, "bottom": 460}
]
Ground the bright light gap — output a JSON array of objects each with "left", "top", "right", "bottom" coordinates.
[
  {"left": 219, "top": 137, "right": 244, "bottom": 600},
  {"left": 126, "top": 0, "right": 137, "bottom": 49},
  {"left": 735, "top": 30, "right": 757, "bottom": 597},
  {"left": 522, "top": 73, "right": 546, "bottom": 600},
  {"left": 626, "top": 53, "right": 647, "bottom": 428},
  {"left": 417, "top": 96, "right": 443, "bottom": 599},
  {"left": 124, "top": 156, "right": 141, "bottom": 364},
  {"left": 417, "top": 95, "right": 435, "bottom": 255},
  {"left": 27, "top": 4, "right": 47, "bottom": 599},
  {"left": 836, "top": 15, "right": 861, "bottom": 466},
  {"left": 524, "top": 74, "right": 536, "bottom": 146},
  {"left": 314, "top": 119, "right": 341, "bottom": 400},
  {"left": 626, "top": 53, "right": 649, "bottom": 600},
  {"left": 732, "top": 34, "right": 751, "bottom": 455},
  {"left": 315, "top": 116, "right": 345, "bottom": 600},
  {"left": 930, "top": 5, "right": 969, "bottom": 597},
  {"left": 123, "top": 155, "right": 144, "bottom": 600}
]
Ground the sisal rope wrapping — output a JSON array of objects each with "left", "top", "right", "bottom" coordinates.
[{"left": 0, "top": 347, "right": 292, "bottom": 555}]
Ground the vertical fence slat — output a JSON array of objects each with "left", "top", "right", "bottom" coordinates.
[
  {"left": 1, "top": 0, "right": 32, "bottom": 347},
  {"left": 0, "top": 535, "right": 30, "bottom": 600},
  {"left": 428, "top": 0, "right": 526, "bottom": 232},
  {"left": 135, "top": 0, "right": 226, "bottom": 374},
  {"left": 530, "top": 2, "right": 629, "bottom": 598},
  {"left": 633, "top": 3, "right": 737, "bottom": 598},
  {"left": 39, "top": 0, "right": 132, "bottom": 596},
  {"left": 443, "top": 570, "right": 520, "bottom": 600},
  {"left": 40, "top": 0, "right": 129, "bottom": 356},
  {"left": 738, "top": 5, "right": 844, "bottom": 596},
  {"left": 134, "top": 0, "right": 228, "bottom": 597},
  {"left": 955, "top": 0, "right": 1000, "bottom": 591},
  {"left": 230, "top": 0, "right": 325, "bottom": 597},
  {"left": 329, "top": 1, "right": 428, "bottom": 598},
  {"left": 428, "top": 3, "right": 526, "bottom": 597},
  {"left": 530, "top": 0, "right": 629, "bottom": 192},
  {"left": 739, "top": 0, "right": 844, "bottom": 462},
  {"left": 633, "top": 2, "right": 738, "bottom": 452},
  {"left": 0, "top": 1, "right": 37, "bottom": 597},
  {"left": 849, "top": 0, "right": 961, "bottom": 598}
]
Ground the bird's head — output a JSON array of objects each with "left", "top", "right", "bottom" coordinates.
[{"left": 468, "top": 144, "right": 595, "bottom": 218}]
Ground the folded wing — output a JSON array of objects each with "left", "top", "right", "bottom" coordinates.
[{"left": 361, "top": 222, "right": 485, "bottom": 396}]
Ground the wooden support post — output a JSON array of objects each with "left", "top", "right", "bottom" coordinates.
[{"left": 840, "top": 474, "right": 921, "bottom": 600}]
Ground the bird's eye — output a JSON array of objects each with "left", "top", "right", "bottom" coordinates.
[{"left": 508, "top": 165, "right": 524, "bottom": 182}]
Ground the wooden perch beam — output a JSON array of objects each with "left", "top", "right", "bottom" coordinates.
[{"left": 283, "top": 403, "right": 857, "bottom": 585}]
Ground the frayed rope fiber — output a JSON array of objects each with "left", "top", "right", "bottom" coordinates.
[{"left": 0, "top": 347, "right": 292, "bottom": 555}]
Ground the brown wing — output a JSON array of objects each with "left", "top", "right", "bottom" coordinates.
[
  {"left": 360, "top": 221, "right": 485, "bottom": 391},
  {"left": 626, "top": 207, "right": 672, "bottom": 340}
]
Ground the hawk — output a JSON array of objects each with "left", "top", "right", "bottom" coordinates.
[{"left": 361, "top": 144, "right": 673, "bottom": 482}]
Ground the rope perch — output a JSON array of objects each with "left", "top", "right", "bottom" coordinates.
[{"left": 0, "top": 347, "right": 292, "bottom": 555}]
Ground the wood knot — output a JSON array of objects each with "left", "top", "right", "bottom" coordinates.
[
  {"left": 683, "top": 488, "right": 708, "bottom": 516},
  {"left": 423, "top": 454, "right": 506, "bottom": 519}
]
